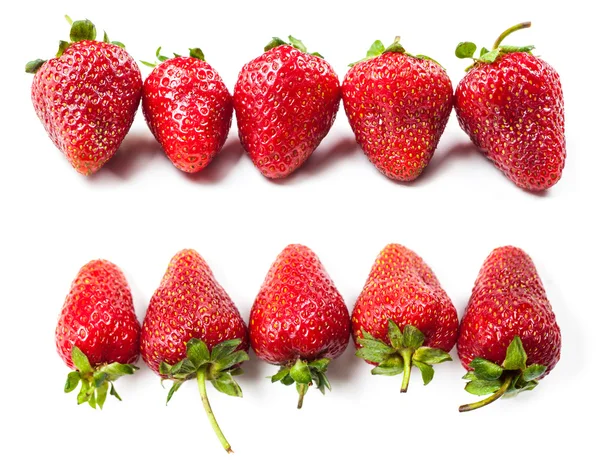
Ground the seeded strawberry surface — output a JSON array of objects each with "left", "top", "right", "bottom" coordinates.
[
  {"left": 142, "top": 56, "right": 233, "bottom": 172},
  {"left": 343, "top": 53, "right": 453, "bottom": 181},
  {"left": 234, "top": 45, "right": 341, "bottom": 179},
  {"left": 55, "top": 259, "right": 141, "bottom": 368},
  {"left": 141, "top": 249, "right": 248, "bottom": 375},
  {"left": 31, "top": 40, "right": 142, "bottom": 175}
]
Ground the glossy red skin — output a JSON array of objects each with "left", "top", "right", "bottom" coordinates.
[
  {"left": 352, "top": 244, "right": 458, "bottom": 353},
  {"left": 458, "top": 246, "right": 561, "bottom": 376},
  {"left": 142, "top": 57, "right": 233, "bottom": 173},
  {"left": 343, "top": 53, "right": 453, "bottom": 181},
  {"left": 233, "top": 45, "right": 341, "bottom": 179},
  {"left": 455, "top": 53, "right": 565, "bottom": 191},
  {"left": 55, "top": 260, "right": 141, "bottom": 369},
  {"left": 141, "top": 249, "right": 248, "bottom": 375},
  {"left": 31, "top": 40, "right": 142, "bottom": 175},
  {"left": 250, "top": 244, "right": 350, "bottom": 365}
]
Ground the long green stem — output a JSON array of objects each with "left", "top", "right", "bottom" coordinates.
[
  {"left": 459, "top": 375, "right": 514, "bottom": 413},
  {"left": 400, "top": 349, "right": 413, "bottom": 393},
  {"left": 493, "top": 22, "right": 531, "bottom": 49},
  {"left": 196, "top": 369, "right": 233, "bottom": 453},
  {"left": 297, "top": 383, "right": 308, "bottom": 409}
]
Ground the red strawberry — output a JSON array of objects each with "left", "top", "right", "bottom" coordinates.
[
  {"left": 233, "top": 36, "right": 341, "bottom": 179},
  {"left": 141, "top": 47, "right": 233, "bottom": 173},
  {"left": 26, "top": 18, "right": 142, "bottom": 175},
  {"left": 141, "top": 249, "right": 249, "bottom": 453},
  {"left": 352, "top": 244, "right": 458, "bottom": 392},
  {"left": 457, "top": 246, "right": 561, "bottom": 412},
  {"left": 55, "top": 259, "right": 140, "bottom": 409},
  {"left": 249, "top": 244, "right": 350, "bottom": 408},
  {"left": 342, "top": 38, "right": 453, "bottom": 181},
  {"left": 454, "top": 22, "right": 565, "bottom": 191}
]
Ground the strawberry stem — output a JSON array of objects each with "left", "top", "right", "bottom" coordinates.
[
  {"left": 297, "top": 383, "right": 309, "bottom": 409},
  {"left": 196, "top": 368, "right": 233, "bottom": 453},
  {"left": 459, "top": 374, "right": 514, "bottom": 412},
  {"left": 492, "top": 22, "right": 531, "bottom": 49},
  {"left": 400, "top": 349, "right": 413, "bottom": 393}
]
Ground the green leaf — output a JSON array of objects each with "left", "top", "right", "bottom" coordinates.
[
  {"left": 290, "top": 359, "right": 312, "bottom": 384},
  {"left": 310, "top": 52, "right": 323, "bottom": 58},
  {"left": 230, "top": 367, "right": 244, "bottom": 376},
  {"left": 88, "top": 390, "right": 97, "bottom": 409},
  {"left": 413, "top": 347, "right": 452, "bottom": 365},
  {"left": 64, "top": 372, "right": 81, "bottom": 393},
  {"left": 315, "top": 372, "right": 331, "bottom": 394},
  {"left": 414, "top": 54, "right": 440, "bottom": 66},
  {"left": 189, "top": 47, "right": 205, "bottom": 61},
  {"left": 111, "top": 41, "right": 125, "bottom": 49},
  {"left": 96, "top": 382, "right": 109, "bottom": 409},
  {"left": 281, "top": 374, "right": 295, "bottom": 386},
  {"left": 465, "top": 379, "right": 502, "bottom": 396},
  {"left": 210, "top": 339, "right": 241, "bottom": 361},
  {"left": 56, "top": 40, "right": 70, "bottom": 58},
  {"left": 366, "top": 40, "right": 385, "bottom": 58},
  {"left": 271, "top": 367, "right": 290, "bottom": 383},
  {"left": 99, "top": 362, "right": 137, "bottom": 379},
  {"left": 480, "top": 47, "right": 489, "bottom": 56},
  {"left": 77, "top": 379, "right": 91, "bottom": 405},
  {"left": 288, "top": 35, "right": 307, "bottom": 53},
  {"left": 517, "top": 380, "right": 538, "bottom": 392},
  {"left": 71, "top": 347, "right": 92, "bottom": 374},
  {"left": 264, "top": 37, "right": 288, "bottom": 52},
  {"left": 25, "top": 59, "right": 46, "bottom": 73},
  {"left": 479, "top": 49, "right": 500, "bottom": 63},
  {"left": 356, "top": 344, "right": 395, "bottom": 364},
  {"left": 402, "top": 325, "right": 425, "bottom": 349},
  {"left": 159, "top": 361, "right": 172, "bottom": 376},
  {"left": 414, "top": 361, "right": 434, "bottom": 385},
  {"left": 503, "top": 336, "right": 527, "bottom": 370},
  {"left": 166, "top": 380, "right": 183, "bottom": 404},
  {"left": 470, "top": 357, "right": 505, "bottom": 380},
  {"left": 187, "top": 339, "right": 210, "bottom": 367},
  {"left": 387, "top": 320, "right": 404, "bottom": 349},
  {"left": 103, "top": 31, "right": 109, "bottom": 43},
  {"left": 215, "top": 350, "right": 249, "bottom": 371},
  {"left": 64, "top": 14, "right": 73, "bottom": 25},
  {"left": 93, "top": 371, "right": 108, "bottom": 387},
  {"left": 211, "top": 373, "right": 243, "bottom": 397},
  {"left": 455, "top": 41, "right": 477, "bottom": 59},
  {"left": 308, "top": 358, "right": 330, "bottom": 372},
  {"left": 109, "top": 383, "right": 122, "bottom": 401},
  {"left": 70, "top": 19, "right": 97, "bottom": 42},
  {"left": 462, "top": 371, "right": 477, "bottom": 381},
  {"left": 140, "top": 60, "right": 156, "bottom": 68},
  {"left": 372, "top": 360, "right": 404, "bottom": 376},
  {"left": 522, "top": 364, "right": 547, "bottom": 382}
]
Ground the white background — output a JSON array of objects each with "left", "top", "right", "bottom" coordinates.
[{"left": 1, "top": 0, "right": 598, "bottom": 473}]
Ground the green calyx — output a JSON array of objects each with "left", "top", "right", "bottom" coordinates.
[
  {"left": 160, "top": 338, "right": 248, "bottom": 453},
  {"left": 141, "top": 46, "right": 205, "bottom": 68},
  {"left": 349, "top": 36, "right": 442, "bottom": 67},
  {"left": 456, "top": 21, "right": 535, "bottom": 71},
  {"left": 356, "top": 321, "right": 452, "bottom": 392},
  {"left": 459, "top": 336, "right": 547, "bottom": 412},
  {"left": 271, "top": 357, "right": 331, "bottom": 409},
  {"left": 264, "top": 35, "right": 323, "bottom": 58},
  {"left": 25, "top": 15, "right": 125, "bottom": 74},
  {"left": 64, "top": 346, "right": 138, "bottom": 409}
]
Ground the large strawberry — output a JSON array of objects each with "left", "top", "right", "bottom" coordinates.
[
  {"left": 249, "top": 244, "right": 350, "bottom": 408},
  {"left": 141, "top": 249, "right": 249, "bottom": 453},
  {"left": 352, "top": 244, "right": 458, "bottom": 392},
  {"left": 343, "top": 38, "right": 453, "bottom": 181},
  {"left": 26, "top": 17, "right": 142, "bottom": 175},
  {"left": 141, "top": 47, "right": 233, "bottom": 172},
  {"left": 233, "top": 36, "right": 341, "bottom": 179},
  {"left": 454, "top": 22, "right": 565, "bottom": 191},
  {"left": 457, "top": 246, "right": 561, "bottom": 412},
  {"left": 56, "top": 259, "right": 140, "bottom": 409}
]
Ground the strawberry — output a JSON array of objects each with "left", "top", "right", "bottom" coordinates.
[
  {"left": 141, "top": 249, "right": 249, "bottom": 453},
  {"left": 26, "top": 17, "right": 142, "bottom": 175},
  {"left": 454, "top": 22, "right": 565, "bottom": 191},
  {"left": 233, "top": 36, "right": 341, "bottom": 178},
  {"left": 141, "top": 47, "right": 233, "bottom": 173},
  {"left": 249, "top": 244, "right": 350, "bottom": 408},
  {"left": 55, "top": 259, "right": 140, "bottom": 409},
  {"left": 352, "top": 244, "right": 458, "bottom": 391},
  {"left": 457, "top": 246, "right": 561, "bottom": 412},
  {"left": 342, "top": 38, "right": 453, "bottom": 181}
]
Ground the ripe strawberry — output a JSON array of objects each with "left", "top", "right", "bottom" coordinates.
[
  {"left": 454, "top": 22, "right": 565, "bottom": 191},
  {"left": 352, "top": 244, "right": 458, "bottom": 391},
  {"left": 457, "top": 246, "right": 561, "bottom": 412},
  {"left": 342, "top": 38, "right": 453, "bottom": 181},
  {"left": 249, "top": 244, "right": 350, "bottom": 408},
  {"left": 233, "top": 36, "right": 341, "bottom": 178},
  {"left": 141, "top": 249, "right": 249, "bottom": 453},
  {"left": 26, "top": 18, "right": 142, "bottom": 175},
  {"left": 141, "top": 47, "right": 233, "bottom": 173},
  {"left": 55, "top": 259, "right": 140, "bottom": 409}
]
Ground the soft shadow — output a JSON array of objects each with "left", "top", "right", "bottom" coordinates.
[
  {"left": 184, "top": 138, "right": 244, "bottom": 184},
  {"left": 99, "top": 131, "right": 163, "bottom": 179},
  {"left": 328, "top": 341, "right": 364, "bottom": 383},
  {"left": 237, "top": 349, "right": 268, "bottom": 384}
]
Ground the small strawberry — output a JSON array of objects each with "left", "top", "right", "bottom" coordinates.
[
  {"left": 26, "top": 17, "right": 142, "bottom": 175},
  {"left": 141, "top": 47, "right": 233, "bottom": 173},
  {"left": 55, "top": 259, "right": 140, "bottom": 409},
  {"left": 249, "top": 244, "right": 350, "bottom": 408},
  {"left": 352, "top": 244, "right": 458, "bottom": 392},
  {"left": 457, "top": 246, "right": 561, "bottom": 412},
  {"left": 342, "top": 37, "right": 453, "bottom": 181},
  {"left": 141, "top": 249, "right": 249, "bottom": 453},
  {"left": 233, "top": 36, "right": 341, "bottom": 178},
  {"left": 454, "top": 22, "right": 565, "bottom": 191}
]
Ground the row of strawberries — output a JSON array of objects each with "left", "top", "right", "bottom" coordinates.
[
  {"left": 28, "top": 19, "right": 564, "bottom": 191},
  {"left": 56, "top": 244, "right": 561, "bottom": 453}
]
